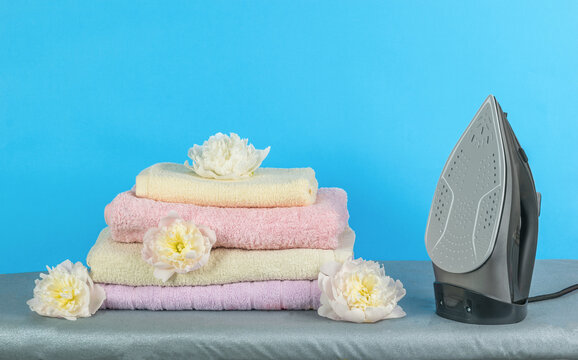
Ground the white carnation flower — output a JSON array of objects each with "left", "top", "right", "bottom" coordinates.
[
  {"left": 318, "top": 257, "right": 406, "bottom": 323},
  {"left": 142, "top": 211, "right": 217, "bottom": 282},
  {"left": 185, "top": 132, "right": 270, "bottom": 179},
  {"left": 27, "top": 260, "right": 106, "bottom": 321}
]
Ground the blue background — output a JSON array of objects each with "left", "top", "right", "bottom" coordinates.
[{"left": 1, "top": 1, "right": 577, "bottom": 274}]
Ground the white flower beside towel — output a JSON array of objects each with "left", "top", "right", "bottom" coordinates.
[
  {"left": 185, "top": 132, "right": 270, "bottom": 179},
  {"left": 318, "top": 257, "right": 406, "bottom": 323},
  {"left": 142, "top": 211, "right": 216, "bottom": 282},
  {"left": 27, "top": 260, "right": 105, "bottom": 321}
]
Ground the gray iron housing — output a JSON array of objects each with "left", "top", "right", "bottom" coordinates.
[{"left": 425, "top": 95, "right": 540, "bottom": 324}]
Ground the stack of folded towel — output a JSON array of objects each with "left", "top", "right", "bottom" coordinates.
[{"left": 87, "top": 163, "right": 355, "bottom": 311}]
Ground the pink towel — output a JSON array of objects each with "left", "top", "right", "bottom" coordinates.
[
  {"left": 105, "top": 188, "right": 348, "bottom": 250},
  {"left": 100, "top": 280, "right": 321, "bottom": 310}
]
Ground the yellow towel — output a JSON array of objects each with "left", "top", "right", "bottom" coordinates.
[
  {"left": 135, "top": 163, "right": 318, "bottom": 207},
  {"left": 87, "top": 228, "right": 354, "bottom": 287}
]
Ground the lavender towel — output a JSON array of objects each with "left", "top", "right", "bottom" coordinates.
[{"left": 100, "top": 280, "right": 321, "bottom": 311}]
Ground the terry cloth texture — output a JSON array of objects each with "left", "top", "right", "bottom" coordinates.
[
  {"left": 135, "top": 163, "right": 318, "bottom": 208},
  {"left": 87, "top": 228, "right": 354, "bottom": 287},
  {"left": 100, "top": 280, "right": 321, "bottom": 310},
  {"left": 105, "top": 188, "right": 348, "bottom": 250}
]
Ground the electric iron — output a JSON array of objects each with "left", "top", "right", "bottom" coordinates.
[{"left": 425, "top": 95, "right": 540, "bottom": 324}]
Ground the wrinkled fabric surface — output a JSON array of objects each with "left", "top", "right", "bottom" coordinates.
[{"left": 1, "top": 260, "right": 577, "bottom": 360}]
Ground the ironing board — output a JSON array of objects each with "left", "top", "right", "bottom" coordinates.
[{"left": 1, "top": 260, "right": 576, "bottom": 360}]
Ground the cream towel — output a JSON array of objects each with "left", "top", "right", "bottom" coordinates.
[
  {"left": 135, "top": 163, "right": 318, "bottom": 207},
  {"left": 87, "top": 228, "right": 354, "bottom": 287}
]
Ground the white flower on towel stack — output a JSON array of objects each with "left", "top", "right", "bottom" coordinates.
[
  {"left": 142, "top": 211, "right": 217, "bottom": 282},
  {"left": 185, "top": 132, "right": 270, "bottom": 179},
  {"left": 317, "top": 257, "right": 406, "bottom": 323},
  {"left": 27, "top": 260, "right": 106, "bottom": 321}
]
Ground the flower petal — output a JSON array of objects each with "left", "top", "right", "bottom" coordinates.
[
  {"left": 158, "top": 211, "right": 180, "bottom": 228},
  {"left": 318, "top": 305, "right": 341, "bottom": 321},
  {"left": 364, "top": 306, "right": 389, "bottom": 323},
  {"left": 90, "top": 284, "right": 107, "bottom": 314},
  {"left": 185, "top": 250, "right": 199, "bottom": 259},
  {"left": 341, "top": 308, "right": 366, "bottom": 323},
  {"left": 385, "top": 305, "right": 407, "bottom": 319},
  {"left": 153, "top": 268, "right": 175, "bottom": 283},
  {"left": 198, "top": 226, "right": 217, "bottom": 246},
  {"left": 330, "top": 295, "right": 353, "bottom": 319},
  {"left": 320, "top": 261, "right": 342, "bottom": 277}
]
